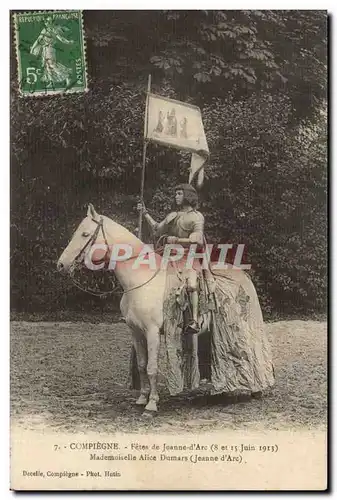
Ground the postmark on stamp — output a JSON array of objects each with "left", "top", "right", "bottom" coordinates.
[{"left": 13, "top": 10, "right": 88, "bottom": 96}]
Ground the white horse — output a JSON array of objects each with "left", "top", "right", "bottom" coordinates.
[
  {"left": 57, "top": 204, "right": 275, "bottom": 415},
  {"left": 58, "top": 204, "right": 168, "bottom": 414}
]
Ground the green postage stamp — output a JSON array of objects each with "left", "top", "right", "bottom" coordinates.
[{"left": 14, "top": 10, "right": 88, "bottom": 96}]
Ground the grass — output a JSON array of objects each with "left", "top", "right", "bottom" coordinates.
[{"left": 10, "top": 320, "right": 327, "bottom": 434}]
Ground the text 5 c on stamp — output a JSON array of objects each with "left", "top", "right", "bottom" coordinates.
[{"left": 13, "top": 10, "right": 88, "bottom": 96}]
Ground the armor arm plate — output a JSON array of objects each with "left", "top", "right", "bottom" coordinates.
[
  {"left": 144, "top": 212, "right": 159, "bottom": 231},
  {"left": 154, "top": 212, "right": 177, "bottom": 237},
  {"left": 154, "top": 218, "right": 168, "bottom": 237},
  {"left": 189, "top": 212, "right": 204, "bottom": 246}
]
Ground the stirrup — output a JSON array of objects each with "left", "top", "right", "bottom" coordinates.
[{"left": 184, "top": 320, "right": 199, "bottom": 335}]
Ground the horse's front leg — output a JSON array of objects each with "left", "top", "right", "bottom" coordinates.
[
  {"left": 132, "top": 332, "right": 150, "bottom": 406},
  {"left": 144, "top": 327, "right": 160, "bottom": 413}
]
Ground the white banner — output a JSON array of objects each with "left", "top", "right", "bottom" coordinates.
[{"left": 145, "top": 93, "right": 209, "bottom": 186}]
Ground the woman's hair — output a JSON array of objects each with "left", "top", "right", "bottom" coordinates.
[{"left": 175, "top": 184, "right": 198, "bottom": 208}]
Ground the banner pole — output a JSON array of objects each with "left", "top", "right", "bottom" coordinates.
[{"left": 138, "top": 74, "right": 151, "bottom": 240}]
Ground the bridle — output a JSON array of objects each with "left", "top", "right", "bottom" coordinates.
[
  {"left": 73, "top": 217, "right": 109, "bottom": 266},
  {"left": 68, "top": 217, "right": 118, "bottom": 297},
  {"left": 68, "top": 217, "right": 161, "bottom": 297}
]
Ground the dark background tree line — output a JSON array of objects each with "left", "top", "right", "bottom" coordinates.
[{"left": 10, "top": 10, "right": 327, "bottom": 319}]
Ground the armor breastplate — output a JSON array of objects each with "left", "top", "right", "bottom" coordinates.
[{"left": 167, "top": 211, "right": 200, "bottom": 238}]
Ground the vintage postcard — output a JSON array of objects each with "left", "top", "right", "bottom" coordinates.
[{"left": 10, "top": 10, "right": 328, "bottom": 491}]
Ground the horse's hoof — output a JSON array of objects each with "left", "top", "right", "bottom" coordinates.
[
  {"left": 145, "top": 400, "right": 158, "bottom": 412},
  {"left": 135, "top": 394, "right": 148, "bottom": 406},
  {"left": 141, "top": 410, "right": 156, "bottom": 419}
]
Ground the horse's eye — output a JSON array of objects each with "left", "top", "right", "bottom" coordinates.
[{"left": 82, "top": 232, "right": 90, "bottom": 237}]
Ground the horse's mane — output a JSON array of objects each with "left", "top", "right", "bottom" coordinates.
[{"left": 101, "top": 215, "right": 143, "bottom": 246}]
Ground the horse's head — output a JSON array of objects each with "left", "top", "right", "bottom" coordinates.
[{"left": 57, "top": 203, "right": 105, "bottom": 273}]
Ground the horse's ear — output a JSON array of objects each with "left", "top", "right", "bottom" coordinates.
[{"left": 87, "top": 203, "right": 99, "bottom": 220}]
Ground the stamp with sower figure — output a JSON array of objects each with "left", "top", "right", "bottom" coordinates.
[{"left": 13, "top": 10, "right": 88, "bottom": 96}]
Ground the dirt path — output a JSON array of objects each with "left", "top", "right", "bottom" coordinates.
[{"left": 10, "top": 320, "right": 327, "bottom": 434}]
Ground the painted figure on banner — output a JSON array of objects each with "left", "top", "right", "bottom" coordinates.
[
  {"left": 153, "top": 110, "right": 164, "bottom": 134},
  {"left": 180, "top": 117, "right": 188, "bottom": 139},
  {"left": 165, "top": 108, "right": 177, "bottom": 136},
  {"left": 30, "top": 16, "right": 74, "bottom": 87},
  {"left": 137, "top": 184, "right": 215, "bottom": 334}
]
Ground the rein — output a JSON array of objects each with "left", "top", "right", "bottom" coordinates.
[
  {"left": 69, "top": 217, "right": 162, "bottom": 297},
  {"left": 69, "top": 271, "right": 121, "bottom": 297}
]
